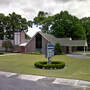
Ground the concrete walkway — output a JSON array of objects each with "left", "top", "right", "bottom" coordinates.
[
  {"left": 67, "top": 54, "right": 90, "bottom": 59},
  {"left": 0, "top": 71, "right": 90, "bottom": 88},
  {"left": 0, "top": 53, "right": 20, "bottom": 56}
]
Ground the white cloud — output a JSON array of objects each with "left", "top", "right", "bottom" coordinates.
[
  {"left": 27, "top": 26, "right": 41, "bottom": 37},
  {"left": 0, "top": 0, "right": 90, "bottom": 36},
  {"left": 0, "top": 0, "right": 89, "bottom": 19}
]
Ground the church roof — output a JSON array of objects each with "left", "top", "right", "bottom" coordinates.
[
  {"left": 26, "top": 31, "right": 88, "bottom": 47},
  {"left": 39, "top": 32, "right": 87, "bottom": 46}
]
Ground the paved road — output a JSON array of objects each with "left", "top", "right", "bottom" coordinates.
[{"left": 0, "top": 75, "right": 84, "bottom": 90}]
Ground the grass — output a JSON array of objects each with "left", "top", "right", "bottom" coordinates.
[
  {"left": 87, "top": 54, "right": 90, "bottom": 56},
  {"left": 87, "top": 88, "right": 90, "bottom": 90},
  {"left": 0, "top": 54, "right": 90, "bottom": 81}
]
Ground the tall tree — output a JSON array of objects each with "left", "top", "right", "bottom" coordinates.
[
  {"left": 2, "top": 40, "right": 14, "bottom": 52},
  {"left": 0, "top": 13, "right": 6, "bottom": 40},
  {"left": 51, "top": 11, "right": 86, "bottom": 40},
  {"left": 80, "top": 17, "right": 90, "bottom": 44},
  {"left": 0, "top": 12, "right": 28, "bottom": 40},
  {"left": 33, "top": 11, "right": 48, "bottom": 26},
  {"left": 8, "top": 12, "right": 28, "bottom": 32},
  {"left": 33, "top": 11, "right": 86, "bottom": 40}
]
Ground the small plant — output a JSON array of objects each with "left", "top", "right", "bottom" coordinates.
[
  {"left": 34, "top": 61, "right": 65, "bottom": 69},
  {"left": 2, "top": 40, "right": 14, "bottom": 52},
  {"left": 0, "top": 52, "right": 4, "bottom": 55},
  {"left": 54, "top": 43, "right": 64, "bottom": 55}
]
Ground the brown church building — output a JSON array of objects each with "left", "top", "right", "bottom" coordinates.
[
  {"left": 19, "top": 31, "right": 88, "bottom": 54},
  {"left": 0, "top": 31, "right": 88, "bottom": 54}
]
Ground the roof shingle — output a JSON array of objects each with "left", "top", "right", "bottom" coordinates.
[{"left": 39, "top": 32, "right": 87, "bottom": 46}]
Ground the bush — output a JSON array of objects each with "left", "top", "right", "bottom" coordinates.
[
  {"left": 0, "top": 52, "right": 4, "bottom": 55},
  {"left": 34, "top": 61, "right": 65, "bottom": 69},
  {"left": 54, "top": 43, "right": 64, "bottom": 55},
  {"left": 2, "top": 40, "right": 14, "bottom": 52}
]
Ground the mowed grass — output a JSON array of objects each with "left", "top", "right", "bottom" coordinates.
[
  {"left": 0, "top": 54, "right": 90, "bottom": 81},
  {"left": 87, "top": 88, "right": 90, "bottom": 90},
  {"left": 87, "top": 54, "right": 90, "bottom": 56}
]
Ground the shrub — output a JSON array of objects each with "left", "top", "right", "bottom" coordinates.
[
  {"left": 2, "top": 40, "right": 14, "bottom": 52},
  {"left": 0, "top": 52, "right": 4, "bottom": 55},
  {"left": 34, "top": 61, "right": 65, "bottom": 69},
  {"left": 54, "top": 43, "right": 64, "bottom": 55}
]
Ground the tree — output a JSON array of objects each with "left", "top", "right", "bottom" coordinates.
[
  {"left": 71, "top": 23, "right": 86, "bottom": 40},
  {"left": 2, "top": 40, "right": 14, "bottom": 52},
  {"left": 80, "top": 17, "right": 90, "bottom": 44},
  {"left": 0, "top": 12, "right": 29, "bottom": 40},
  {"left": 54, "top": 43, "right": 63, "bottom": 55},
  {"left": 28, "top": 20, "right": 33, "bottom": 28},
  {"left": 0, "top": 13, "right": 6, "bottom": 40},
  {"left": 51, "top": 11, "right": 86, "bottom": 40},
  {"left": 7, "top": 12, "right": 28, "bottom": 39},
  {"left": 33, "top": 11, "right": 86, "bottom": 40},
  {"left": 33, "top": 11, "right": 48, "bottom": 26}
]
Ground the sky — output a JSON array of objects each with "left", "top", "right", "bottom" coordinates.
[{"left": 0, "top": 0, "right": 90, "bottom": 37}]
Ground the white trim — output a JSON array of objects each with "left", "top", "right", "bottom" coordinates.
[{"left": 19, "top": 43, "right": 27, "bottom": 47}]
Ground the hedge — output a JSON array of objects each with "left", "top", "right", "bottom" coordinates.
[
  {"left": 34, "top": 61, "right": 65, "bottom": 69},
  {"left": 0, "top": 52, "right": 4, "bottom": 55}
]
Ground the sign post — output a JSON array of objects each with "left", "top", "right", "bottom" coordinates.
[{"left": 46, "top": 44, "right": 54, "bottom": 64}]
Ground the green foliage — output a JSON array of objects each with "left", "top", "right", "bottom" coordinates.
[
  {"left": 2, "top": 40, "right": 14, "bottom": 52},
  {"left": 87, "top": 88, "right": 90, "bottom": 90},
  {"left": 0, "top": 12, "right": 28, "bottom": 40},
  {"left": 33, "top": 10, "right": 86, "bottom": 40},
  {"left": 0, "top": 52, "right": 4, "bottom": 55},
  {"left": 28, "top": 20, "right": 33, "bottom": 28},
  {"left": 33, "top": 11, "right": 48, "bottom": 26},
  {"left": 80, "top": 17, "right": 90, "bottom": 46},
  {"left": 51, "top": 11, "right": 86, "bottom": 40},
  {"left": 34, "top": 61, "right": 65, "bottom": 69},
  {"left": 25, "top": 34, "right": 31, "bottom": 40},
  {"left": 71, "top": 23, "right": 86, "bottom": 40},
  {"left": 55, "top": 43, "right": 64, "bottom": 55}
]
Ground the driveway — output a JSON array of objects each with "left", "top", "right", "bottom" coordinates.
[{"left": 67, "top": 54, "right": 90, "bottom": 59}]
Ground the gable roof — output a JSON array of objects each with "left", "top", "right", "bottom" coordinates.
[
  {"left": 39, "top": 32, "right": 88, "bottom": 46},
  {"left": 26, "top": 31, "right": 88, "bottom": 47}
]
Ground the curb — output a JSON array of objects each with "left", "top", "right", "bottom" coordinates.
[{"left": 0, "top": 71, "right": 90, "bottom": 88}]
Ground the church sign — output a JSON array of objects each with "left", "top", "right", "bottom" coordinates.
[{"left": 46, "top": 44, "right": 54, "bottom": 58}]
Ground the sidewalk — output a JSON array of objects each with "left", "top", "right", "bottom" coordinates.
[
  {"left": 0, "top": 53, "right": 20, "bottom": 56},
  {"left": 0, "top": 71, "right": 90, "bottom": 88},
  {"left": 67, "top": 54, "right": 90, "bottom": 59}
]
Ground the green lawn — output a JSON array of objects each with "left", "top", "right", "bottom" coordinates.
[
  {"left": 87, "top": 88, "right": 90, "bottom": 90},
  {"left": 87, "top": 54, "right": 90, "bottom": 56},
  {"left": 0, "top": 54, "right": 90, "bottom": 81}
]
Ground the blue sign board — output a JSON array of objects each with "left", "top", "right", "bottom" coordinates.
[{"left": 46, "top": 44, "right": 54, "bottom": 58}]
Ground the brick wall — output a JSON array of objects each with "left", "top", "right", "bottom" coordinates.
[
  {"left": 20, "top": 32, "right": 25, "bottom": 44},
  {"left": 42, "top": 37, "right": 49, "bottom": 54},
  {"left": 25, "top": 37, "right": 36, "bottom": 53},
  {"left": 25, "top": 35, "right": 49, "bottom": 54}
]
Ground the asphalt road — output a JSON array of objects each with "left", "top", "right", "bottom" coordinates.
[{"left": 0, "top": 75, "right": 84, "bottom": 90}]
